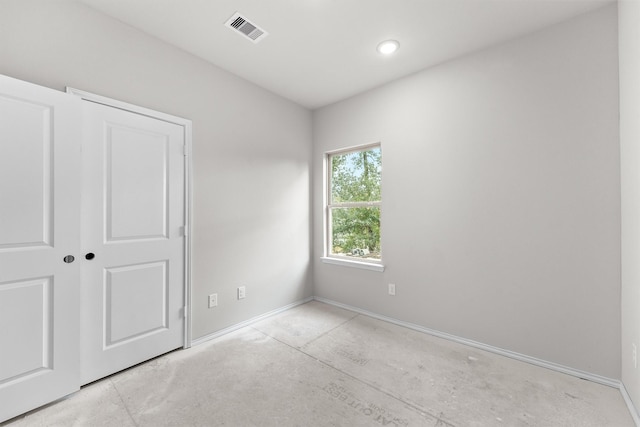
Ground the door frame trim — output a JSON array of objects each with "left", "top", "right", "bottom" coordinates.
[{"left": 65, "top": 87, "right": 194, "bottom": 349}]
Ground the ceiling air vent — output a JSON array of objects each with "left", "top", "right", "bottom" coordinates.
[{"left": 225, "top": 12, "right": 268, "bottom": 44}]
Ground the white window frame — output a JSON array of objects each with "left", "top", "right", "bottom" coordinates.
[{"left": 321, "top": 142, "right": 384, "bottom": 272}]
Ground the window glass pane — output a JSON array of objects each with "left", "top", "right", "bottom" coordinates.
[
  {"left": 331, "top": 147, "right": 381, "bottom": 203},
  {"left": 331, "top": 206, "right": 380, "bottom": 259}
]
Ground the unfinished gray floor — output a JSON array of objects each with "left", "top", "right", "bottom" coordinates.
[{"left": 3, "top": 301, "right": 634, "bottom": 426}]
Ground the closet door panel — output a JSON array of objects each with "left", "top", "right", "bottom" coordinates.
[
  {"left": 0, "top": 75, "right": 81, "bottom": 423},
  {"left": 80, "top": 100, "right": 185, "bottom": 385}
]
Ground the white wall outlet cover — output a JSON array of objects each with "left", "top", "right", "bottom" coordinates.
[{"left": 208, "top": 293, "right": 218, "bottom": 308}]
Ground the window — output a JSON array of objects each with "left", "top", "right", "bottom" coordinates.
[{"left": 325, "top": 144, "right": 382, "bottom": 267}]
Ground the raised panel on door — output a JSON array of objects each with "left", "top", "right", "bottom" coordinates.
[
  {"left": 106, "top": 124, "right": 169, "bottom": 241},
  {"left": 105, "top": 261, "right": 169, "bottom": 346},
  {"left": 0, "top": 97, "right": 52, "bottom": 249},
  {"left": 80, "top": 100, "right": 185, "bottom": 385},
  {"left": 0, "top": 75, "right": 80, "bottom": 423},
  {"left": 0, "top": 277, "right": 53, "bottom": 382}
]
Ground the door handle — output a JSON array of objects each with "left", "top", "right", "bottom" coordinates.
[
  {"left": 63, "top": 255, "right": 75, "bottom": 263},
  {"left": 85, "top": 253, "right": 95, "bottom": 260}
]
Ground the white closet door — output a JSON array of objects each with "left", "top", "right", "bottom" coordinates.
[
  {"left": 0, "top": 75, "right": 81, "bottom": 422},
  {"left": 80, "top": 100, "right": 185, "bottom": 385}
]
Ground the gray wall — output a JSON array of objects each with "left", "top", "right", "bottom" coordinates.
[
  {"left": 0, "top": 0, "right": 313, "bottom": 340},
  {"left": 313, "top": 5, "right": 620, "bottom": 379},
  {"left": 619, "top": 0, "right": 640, "bottom": 408}
]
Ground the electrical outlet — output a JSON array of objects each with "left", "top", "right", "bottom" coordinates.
[
  {"left": 388, "top": 283, "right": 396, "bottom": 296},
  {"left": 208, "top": 293, "right": 218, "bottom": 308},
  {"left": 633, "top": 343, "right": 637, "bottom": 369},
  {"left": 238, "top": 286, "right": 246, "bottom": 300}
]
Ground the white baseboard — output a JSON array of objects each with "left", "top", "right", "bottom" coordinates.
[
  {"left": 191, "top": 296, "right": 314, "bottom": 347},
  {"left": 620, "top": 382, "right": 640, "bottom": 426},
  {"left": 313, "top": 296, "right": 619, "bottom": 388}
]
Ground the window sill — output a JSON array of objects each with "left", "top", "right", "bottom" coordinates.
[{"left": 320, "top": 257, "right": 385, "bottom": 272}]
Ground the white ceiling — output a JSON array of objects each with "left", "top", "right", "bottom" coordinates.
[{"left": 78, "top": 0, "right": 614, "bottom": 109}]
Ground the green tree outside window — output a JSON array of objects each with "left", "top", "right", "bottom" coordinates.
[{"left": 328, "top": 145, "right": 381, "bottom": 260}]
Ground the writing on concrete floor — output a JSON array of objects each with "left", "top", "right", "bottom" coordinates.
[
  {"left": 332, "top": 347, "right": 370, "bottom": 366},
  {"left": 323, "top": 382, "right": 408, "bottom": 426},
  {"left": 322, "top": 382, "right": 456, "bottom": 427}
]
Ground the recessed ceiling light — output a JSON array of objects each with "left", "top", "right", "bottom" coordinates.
[{"left": 377, "top": 40, "right": 399, "bottom": 55}]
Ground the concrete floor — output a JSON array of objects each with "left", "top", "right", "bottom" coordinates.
[{"left": 2, "top": 301, "right": 634, "bottom": 426}]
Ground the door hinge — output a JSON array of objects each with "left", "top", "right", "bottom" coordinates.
[
  {"left": 183, "top": 306, "right": 188, "bottom": 319},
  {"left": 183, "top": 145, "right": 188, "bottom": 156},
  {"left": 181, "top": 225, "right": 188, "bottom": 236}
]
